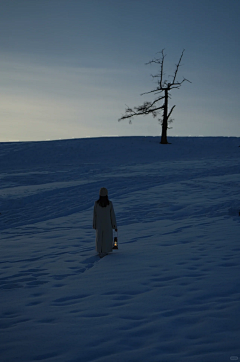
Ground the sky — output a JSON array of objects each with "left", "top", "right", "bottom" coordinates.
[{"left": 0, "top": 0, "right": 239, "bottom": 142}]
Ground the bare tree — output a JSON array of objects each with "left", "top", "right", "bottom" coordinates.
[{"left": 118, "top": 49, "right": 191, "bottom": 144}]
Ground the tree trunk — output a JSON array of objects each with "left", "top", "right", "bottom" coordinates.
[{"left": 160, "top": 89, "right": 168, "bottom": 144}]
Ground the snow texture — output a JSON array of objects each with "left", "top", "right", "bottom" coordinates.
[{"left": 0, "top": 136, "right": 240, "bottom": 362}]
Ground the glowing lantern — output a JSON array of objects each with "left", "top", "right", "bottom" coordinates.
[{"left": 113, "top": 236, "right": 118, "bottom": 249}]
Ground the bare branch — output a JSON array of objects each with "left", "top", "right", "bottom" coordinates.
[
  {"left": 146, "top": 49, "right": 166, "bottom": 88},
  {"left": 167, "top": 105, "right": 176, "bottom": 121},
  {"left": 118, "top": 100, "right": 164, "bottom": 122},
  {"left": 182, "top": 78, "right": 192, "bottom": 84},
  {"left": 141, "top": 88, "right": 164, "bottom": 96},
  {"left": 160, "top": 49, "right": 165, "bottom": 88},
  {"left": 172, "top": 49, "right": 185, "bottom": 84},
  {"left": 169, "top": 78, "right": 192, "bottom": 90}
]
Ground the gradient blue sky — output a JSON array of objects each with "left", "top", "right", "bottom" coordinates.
[{"left": 1, "top": 0, "right": 239, "bottom": 141}]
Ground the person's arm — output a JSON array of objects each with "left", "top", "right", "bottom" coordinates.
[
  {"left": 93, "top": 202, "right": 97, "bottom": 229},
  {"left": 110, "top": 202, "right": 117, "bottom": 230}
]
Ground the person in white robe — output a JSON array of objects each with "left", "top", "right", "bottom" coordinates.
[{"left": 93, "top": 187, "right": 117, "bottom": 257}]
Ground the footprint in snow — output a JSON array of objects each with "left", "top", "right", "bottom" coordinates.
[{"left": 77, "top": 254, "right": 102, "bottom": 273}]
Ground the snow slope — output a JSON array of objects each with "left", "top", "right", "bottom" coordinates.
[{"left": 0, "top": 136, "right": 240, "bottom": 362}]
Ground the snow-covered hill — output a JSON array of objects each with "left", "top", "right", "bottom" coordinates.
[{"left": 1, "top": 136, "right": 240, "bottom": 362}]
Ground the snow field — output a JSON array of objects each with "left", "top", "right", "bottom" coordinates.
[{"left": 0, "top": 136, "right": 240, "bottom": 361}]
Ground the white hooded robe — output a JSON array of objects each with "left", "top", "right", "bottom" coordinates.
[{"left": 93, "top": 200, "right": 117, "bottom": 253}]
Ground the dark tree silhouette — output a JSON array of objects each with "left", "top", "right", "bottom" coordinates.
[{"left": 118, "top": 49, "right": 191, "bottom": 144}]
